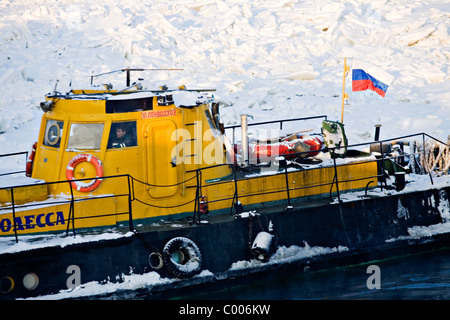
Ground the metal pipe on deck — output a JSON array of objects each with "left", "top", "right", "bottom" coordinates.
[{"left": 374, "top": 124, "right": 381, "bottom": 141}]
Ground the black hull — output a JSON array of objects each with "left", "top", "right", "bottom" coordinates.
[
  {"left": 88, "top": 232, "right": 450, "bottom": 300},
  {"left": 1, "top": 186, "right": 449, "bottom": 300}
]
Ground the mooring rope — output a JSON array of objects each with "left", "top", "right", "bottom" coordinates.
[{"left": 417, "top": 139, "right": 450, "bottom": 176}]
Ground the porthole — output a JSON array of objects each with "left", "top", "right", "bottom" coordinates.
[
  {"left": 0, "top": 276, "right": 15, "bottom": 294},
  {"left": 43, "top": 119, "right": 64, "bottom": 148},
  {"left": 46, "top": 123, "right": 61, "bottom": 146},
  {"left": 23, "top": 272, "right": 39, "bottom": 291}
]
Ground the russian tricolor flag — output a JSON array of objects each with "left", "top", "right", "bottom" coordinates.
[{"left": 352, "top": 60, "right": 394, "bottom": 97}]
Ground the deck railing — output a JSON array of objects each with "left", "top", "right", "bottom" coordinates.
[
  {"left": 0, "top": 174, "right": 133, "bottom": 243},
  {"left": 188, "top": 132, "right": 449, "bottom": 223},
  {"left": 0, "top": 151, "right": 28, "bottom": 177},
  {"left": 0, "top": 132, "right": 448, "bottom": 242}
]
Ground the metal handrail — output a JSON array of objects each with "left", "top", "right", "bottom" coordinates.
[
  {"left": 1, "top": 174, "right": 132, "bottom": 242},
  {"left": 189, "top": 151, "right": 382, "bottom": 212},
  {"left": 0, "top": 131, "right": 447, "bottom": 241},
  {"left": 224, "top": 115, "right": 328, "bottom": 130},
  {"left": 190, "top": 132, "right": 447, "bottom": 217},
  {"left": 0, "top": 172, "right": 200, "bottom": 242},
  {"left": 224, "top": 115, "right": 328, "bottom": 146},
  {"left": 0, "top": 151, "right": 28, "bottom": 177}
]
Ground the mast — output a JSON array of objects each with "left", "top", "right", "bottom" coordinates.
[{"left": 340, "top": 57, "right": 350, "bottom": 123}]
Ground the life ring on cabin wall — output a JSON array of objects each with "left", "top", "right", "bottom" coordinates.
[
  {"left": 25, "top": 142, "right": 37, "bottom": 177},
  {"left": 65, "top": 153, "right": 104, "bottom": 192},
  {"left": 162, "top": 237, "right": 202, "bottom": 279}
]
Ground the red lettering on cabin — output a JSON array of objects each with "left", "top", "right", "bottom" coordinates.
[{"left": 141, "top": 109, "right": 176, "bottom": 119}]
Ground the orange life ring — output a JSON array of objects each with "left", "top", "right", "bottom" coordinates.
[
  {"left": 65, "top": 153, "right": 103, "bottom": 192},
  {"left": 25, "top": 142, "right": 37, "bottom": 177}
]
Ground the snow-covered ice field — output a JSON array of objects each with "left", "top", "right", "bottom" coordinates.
[
  {"left": 0, "top": 0, "right": 449, "bottom": 299},
  {"left": 0, "top": 0, "right": 449, "bottom": 156}
]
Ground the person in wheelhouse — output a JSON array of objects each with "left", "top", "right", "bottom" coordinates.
[{"left": 108, "top": 122, "right": 137, "bottom": 149}]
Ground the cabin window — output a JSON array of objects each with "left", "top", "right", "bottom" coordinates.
[
  {"left": 107, "top": 121, "right": 137, "bottom": 149},
  {"left": 67, "top": 123, "right": 104, "bottom": 150},
  {"left": 43, "top": 119, "right": 64, "bottom": 148},
  {"left": 157, "top": 94, "right": 174, "bottom": 106},
  {"left": 105, "top": 97, "right": 153, "bottom": 113}
]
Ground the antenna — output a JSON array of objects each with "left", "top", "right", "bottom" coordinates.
[
  {"left": 90, "top": 68, "right": 184, "bottom": 86},
  {"left": 53, "top": 80, "right": 59, "bottom": 95},
  {"left": 122, "top": 68, "right": 184, "bottom": 86},
  {"left": 69, "top": 21, "right": 88, "bottom": 88}
]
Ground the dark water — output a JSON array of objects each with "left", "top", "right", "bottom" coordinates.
[
  {"left": 91, "top": 246, "right": 450, "bottom": 303},
  {"left": 83, "top": 249, "right": 450, "bottom": 320},
  {"left": 176, "top": 247, "right": 450, "bottom": 300}
]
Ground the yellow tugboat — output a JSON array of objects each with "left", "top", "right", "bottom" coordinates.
[
  {"left": 1, "top": 69, "right": 449, "bottom": 299},
  {"left": 0, "top": 68, "right": 377, "bottom": 237}
]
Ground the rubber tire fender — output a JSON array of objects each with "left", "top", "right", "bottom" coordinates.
[{"left": 162, "top": 237, "right": 202, "bottom": 279}]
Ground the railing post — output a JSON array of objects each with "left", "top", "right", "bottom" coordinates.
[
  {"left": 10, "top": 187, "right": 18, "bottom": 243},
  {"left": 232, "top": 127, "right": 236, "bottom": 148},
  {"left": 127, "top": 175, "right": 134, "bottom": 231},
  {"left": 422, "top": 134, "right": 434, "bottom": 185},
  {"left": 378, "top": 141, "right": 383, "bottom": 191},
  {"left": 66, "top": 180, "right": 75, "bottom": 237},
  {"left": 279, "top": 157, "right": 291, "bottom": 209},
  {"left": 332, "top": 150, "right": 341, "bottom": 203},
  {"left": 230, "top": 163, "right": 243, "bottom": 215},
  {"left": 192, "top": 169, "right": 200, "bottom": 224}
]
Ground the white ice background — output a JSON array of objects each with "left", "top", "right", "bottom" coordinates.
[{"left": 0, "top": 0, "right": 449, "bottom": 299}]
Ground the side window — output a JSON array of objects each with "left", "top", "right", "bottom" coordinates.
[
  {"left": 67, "top": 123, "right": 104, "bottom": 150},
  {"left": 43, "top": 119, "right": 64, "bottom": 148},
  {"left": 108, "top": 121, "right": 137, "bottom": 149}
]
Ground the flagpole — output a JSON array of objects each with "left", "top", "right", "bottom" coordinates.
[{"left": 341, "top": 57, "right": 350, "bottom": 123}]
